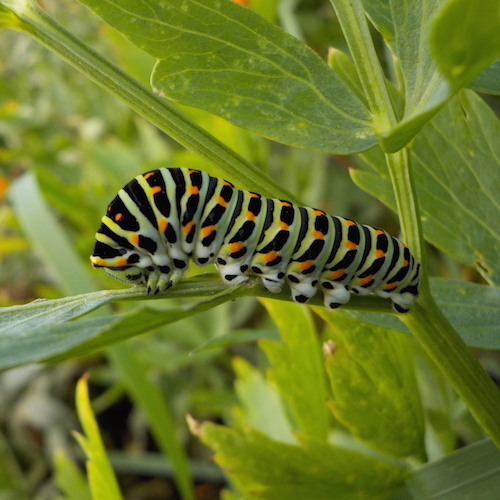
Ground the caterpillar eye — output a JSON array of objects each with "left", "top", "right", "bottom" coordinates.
[{"left": 91, "top": 168, "right": 420, "bottom": 312}]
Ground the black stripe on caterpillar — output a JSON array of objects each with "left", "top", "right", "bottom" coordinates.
[{"left": 91, "top": 168, "right": 420, "bottom": 312}]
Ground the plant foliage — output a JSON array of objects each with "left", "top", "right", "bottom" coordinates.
[{"left": 1, "top": 0, "right": 500, "bottom": 499}]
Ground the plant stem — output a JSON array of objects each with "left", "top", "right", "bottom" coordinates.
[
  {"left": 385, "top": 149, "right": 428, "bottom": 286},
  {"left": 329, "top": 0, "right": 396, "bottom": 131},
  {"left": 7, "top": 0, "right": 296, "bottom": 202},
  {"left": 331, "top": 0, "right": 500, "bottom": 447},
  {"left": 403, "top": 297, "right": 500, "bottom": 448}
]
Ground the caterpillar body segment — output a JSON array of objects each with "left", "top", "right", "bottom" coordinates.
[{"left": 91, "top": 168, "right": 420, "bottom": 312}]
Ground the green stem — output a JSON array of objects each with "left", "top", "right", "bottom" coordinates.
[
  {"left": 6, "top": 0, "right": 296, "bottom": 202},
  {"left": 329, "top": 0, "right": 396, "bottom": 131},
  {"left": 403, "top": 297, "right": 500, "bottom": 448},
  {"left": 331, "top": 0, "right": 500, "bottom": 447},
  {"left": 385, "top": 149, "right": 428, "bottom": 288}
]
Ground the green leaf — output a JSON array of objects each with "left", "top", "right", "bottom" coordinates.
[
  {"left": 0, "top": 285, "right": 243, "bottom": 370},
  {"left": 405, "top": 439, "right": 500, "bottom": 499},
  {"left": 374, "top": 0, "right": 451, "bottom": 152},
  {"left": 195, "top": 421, "right": 408, "bottom": 500},
  {"left": 74, "top": 375, "right": 123, "bottom": 500},
  {"left": 259, "top": 300, "right": 328, "bottom": 441},
  {"left": 429, "top": 0, "right": 500, "bottom": 92},
  {"left": 316, "top": 279, "right": 500, "bottom": 350},
  {"left": 361, "top": 0, "right": 393, "bottom": 42},
  {"left": 363, "top": 0, "right": 500, "bottom": 152},
  {"left": 191, "top": 328, "right": 280, "bottom": 353},
  {"left": 232, "top": 357, "right": 296, "bottom": 444},
  {"left": 327, "top": 47, "right": 368, "bottom": 107},
  {"left": 53, "top": 449, "right": 92, "bottom": 500},
  {"left": 8, "top": 173, "right": 96, "bottom": 296},
  {"left": 107, "top": 344, "right": 194, "bottom": 500},
  {"left": 77, "top": 0, "right": 377, "bottom": 154},
  {"left": 353, "top": 91, "right": 500, "bottom": 287},
  {"left": 469, "top": 59, "right": 500, "bottom": 95},
  {"left": 323, "top": 315, "right": 426, "bottom": 459}
]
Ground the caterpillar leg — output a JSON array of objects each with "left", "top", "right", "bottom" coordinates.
[
  {"left": 389, "top": 293, "right": 416, "bottom": 313},
  {"left": 216, "top": 261, "right": 250, "bottom": 286},
  {"left": 374, "top": 289, "right": 417, "bottom": 313},
  {"left": 261, "top": 274, "right": 285, "bottom": 294},
  {"left": 145, "top": 266, "right": 181, "bottom": 295},
  {"left": 320, "top": 283, "right": 351, "bottom": 309},
  {"left": 248, "top": 263, "right": 286, "bottom": 293},
  {"left": 288, "top": 278, "right": 319, "bottom": 304}
]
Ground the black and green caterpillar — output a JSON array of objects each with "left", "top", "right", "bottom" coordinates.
[{"left": 91, "top": 168, "right": 420, "bottom": 312}]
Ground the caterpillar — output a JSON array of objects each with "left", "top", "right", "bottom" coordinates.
[{"left": 91, "top": 168, "right": 420, "bottom": 313}]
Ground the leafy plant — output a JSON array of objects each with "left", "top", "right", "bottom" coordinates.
[{"left": 1, "top": 0, "right": 500, "bottom": 498}]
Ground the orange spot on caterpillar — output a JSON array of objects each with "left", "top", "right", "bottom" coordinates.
[
  {"left": 130, "top": 234, "right": 140, "bottom": 246},
  {"left": 279, "top": 221, "right": 289, "bottom": 230},
  {"left": 346, "top": 240, "right": 358, "bottom": 250},
  {"left": 217, "top": 195, "right": 228, "bottom": 207},
  {"left": 151, "top": 186, "right": 162, "bottom": 195},
  {"left": 183, "top": 220, "right": 195, "bottom": 235},
  {"left": 116, "top": 257, "right": 128, "bottom": 267},
  {"left": 345, "top": 220, "right": 356, "bottom": 226},
  {"left": 374, "top": 249, "right": 385, "bottom": 259},
  {"left": 312, "top": 230, "right": 325, "bottom": 239},
  {"left": 143, "top": 172, "right": 155, "bottom": 179},
  {"left": 201, "top": 225, "right": 215, "bottom": 237},
  {"left": 359, "top": 275, "right": 373, "bottom": 285},
  {"left": 229, "top": 241, "right": 244, "bottom": 253},
  {"left": 246, "top": 210, "right": 256, "bottom": 221},
  {"left": 249, "top": 192, "right": 260, "bottom": 198},
  {"left": 313, "top": 209, "right": 325, "bottom": 216},
  {"left": 330, "top": 269, "right": 345, "bottom": 280},
  {"left": 158, "top": 219, "right": 168, "bottom": 233},
  {"left": 189, "top": 185, "right": 200, "bottom": 195},
  {"left": 114, "top": 213, "right": 123, "bottom": 221},
  {"left": 299, "top": 260, "right": 314, "bottom": 271},
  {"left": 264, "top": 251, "right": 279, "bottom": 263},
  {"left": 384, "top": 283, "right": 398, "bottom": 291},
  {"left": 91, "top": 257, "right": 106, "bottom": 267}
]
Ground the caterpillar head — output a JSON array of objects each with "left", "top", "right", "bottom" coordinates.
[{"left": 90, "top": 240, "right": 149, "bottom": 286}]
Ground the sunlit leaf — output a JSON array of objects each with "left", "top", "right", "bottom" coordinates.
[
  {"left": 78, "top": 0, "right": 377, "bottom": 154},
  {"left": 232, "top": 357, "right": 296, "bottom": 444},
  {"left": 74, "top": 375, "right": 123, "bottom": 500},
  {"left": 324, "top": 315, "right": 426, "bottom": 459},
  {"left": 260, "top": 300, "right": 328, "bottom": 441},
  {"left": 53, "top": 449, "right": 92, "bottom": 500},
  {"left": 194, "top": 421, "right": 408, "bottom": 500}
]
